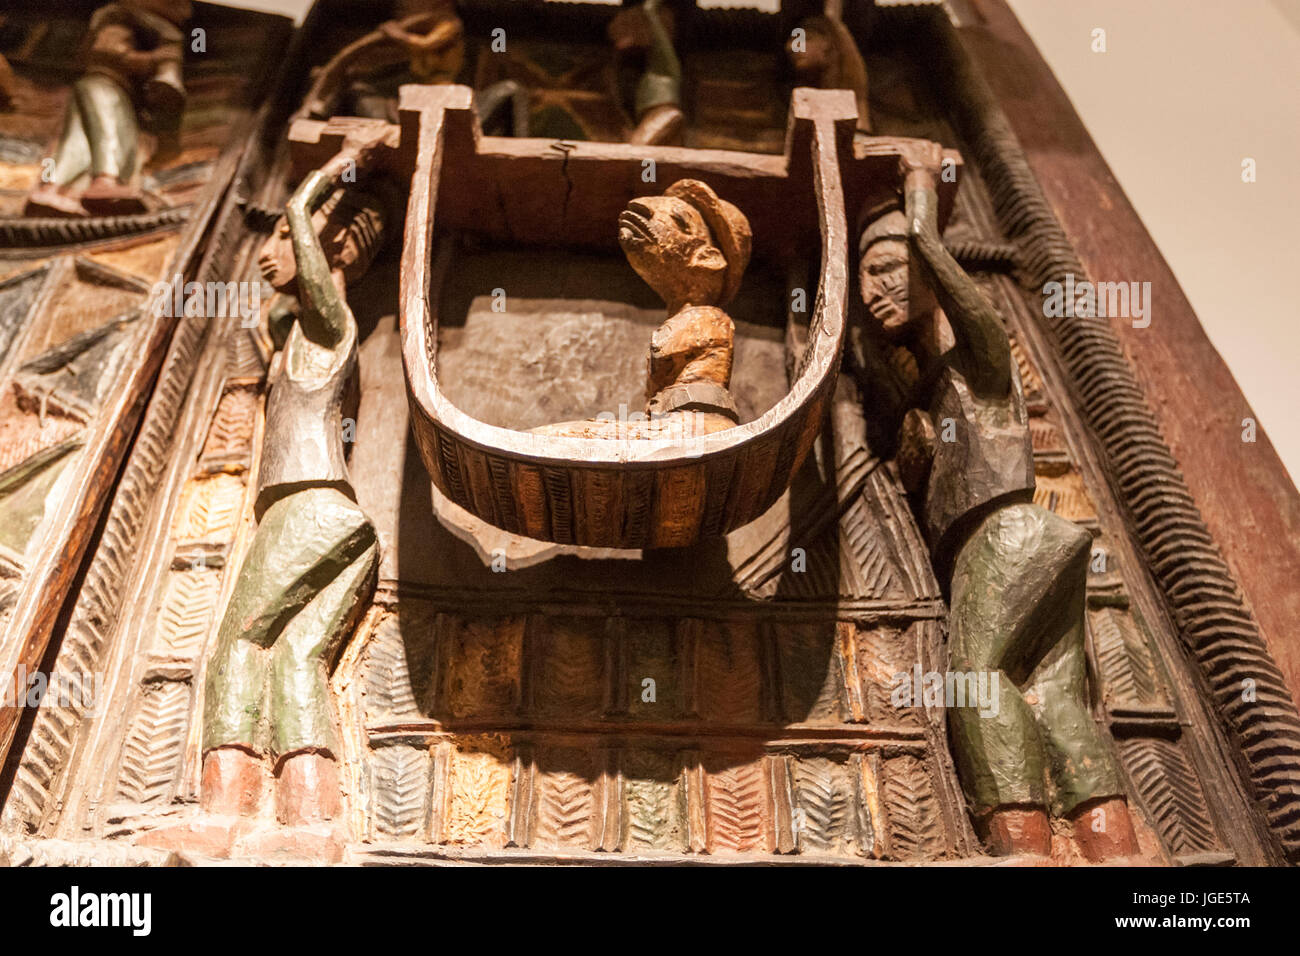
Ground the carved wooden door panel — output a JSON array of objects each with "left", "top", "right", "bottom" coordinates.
[{"left": 1, "top": 1, "right": 1294, "bottom": 868}]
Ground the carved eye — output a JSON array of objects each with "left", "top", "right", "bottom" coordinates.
[
  {"left": 868, "top": 257, "right": 905, "bottom": 275},
  {"left": 671, "top": 211, "right": 690, "bottom": 231}
]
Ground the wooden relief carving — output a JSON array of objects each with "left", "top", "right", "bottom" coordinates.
[{"left": 1, "top": 0, "right": 1296, "bottom": 873}]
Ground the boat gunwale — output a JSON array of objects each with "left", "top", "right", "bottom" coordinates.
[{"left": 398, "top": 83, "right": 856, "bottom": 470}]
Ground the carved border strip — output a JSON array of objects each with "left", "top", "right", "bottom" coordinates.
[{"left": 1, "top": 27, "right": 297, "bottom": 833}]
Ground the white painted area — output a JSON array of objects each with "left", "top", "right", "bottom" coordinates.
[{"left": 216, "top": 0, "right": 1300, "bottom": 483}]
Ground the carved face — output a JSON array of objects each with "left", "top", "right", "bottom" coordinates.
[
  {"left": 619, "top": 195, "right": 728, "bottom": 308},
  {"left": 859, "top": 235, "right": 912, "bottom": 338},
  {"left": 410, "top": 40, "right": 464, "bottom": 83}
]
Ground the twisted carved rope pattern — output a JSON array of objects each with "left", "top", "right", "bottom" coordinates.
[
  {"left": 0, "top": 207, "right": 191, "bottom": 248},
  {"left": 901, "top": 6, "right": 1300, "bottom": 857}
]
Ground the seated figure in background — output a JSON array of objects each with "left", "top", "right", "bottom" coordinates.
[
  {"left": 26, "top": 0, "right": 190, "bottom": 217},
  {"left": 608, "top": 0, "right": 684, "bottom": 146}
]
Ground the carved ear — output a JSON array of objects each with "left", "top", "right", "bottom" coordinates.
[{"left": 690, "top": 244, "right": 727, "bottom": 274}]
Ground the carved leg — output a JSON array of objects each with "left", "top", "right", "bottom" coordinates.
[
  {"left": 270, "top": 535, "right": 378, "bottom": 824},
  {"left": 25, "top": 96, "right": 91, "bottom": 217},
  {"left": 203, "top": 487, "right": 378, "bottom": 769},
  {"left": 74, "top": 75, "right": 145, "bottom": 216},
  {"left": 1021, "top": 567, "right": 1127, "bottom": 819},
  {"left": 948, "top": 502, "right": 1125, "bottom": 855}
]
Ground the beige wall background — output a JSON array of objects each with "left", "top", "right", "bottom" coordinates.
[{"left": 217, "top": 0, "right": 1300, "bottom": 484}]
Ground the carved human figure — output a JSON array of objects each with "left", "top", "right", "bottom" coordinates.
[
  {"left": 857, "top": 154, "right": 1138, "bottom": 861},
  {"left": 199, "top": 132, "right": 391, "bottom": 850},
  {"left": 786, "top": 8, "right": 871, "bottom": 134},
  {"left": 535, "top": 178, "right": 751, "bottom": 441},
  {"left": 299, "top": 0, "right": 527, "bottom": 136},
  {"left": 25, "top": 1, "right": 190, "bottom": 217},
  {"left": 608, "top": 0, "right": 684, "bottom": 145}
]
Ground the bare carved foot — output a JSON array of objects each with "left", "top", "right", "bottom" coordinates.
[
  {"left": 24, "top": 185, "right": 88, "bottom": 218},
  {"left": 200, "top": 745, "right": 265, "bottom": 817},
  {"left": 276, "top": 750, "right": 341, "bottom": 826},
  {"left": 1069, "top": 796, "right": 1139, "bottom": 862},
  {"left": 979, "top": 805, "right": 1052, "bottom": 857},
  {"left": 80, "top": 175, "right": 147, "bottom": 216}
]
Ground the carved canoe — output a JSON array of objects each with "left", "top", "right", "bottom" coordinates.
[{"left": 399, "top": 84, "right": 912, "bottom": 549}]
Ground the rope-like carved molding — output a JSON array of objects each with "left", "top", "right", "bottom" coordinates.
[
  {"left": 0, "top": 207, "right": 191, "bottom": 249},
  {"left": 897, "top": 5, "right": 1300, "bottom": 859}
]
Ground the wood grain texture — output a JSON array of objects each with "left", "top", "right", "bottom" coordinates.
[{"left": 397, "top": 84, "right": 863, "bottom": 548}]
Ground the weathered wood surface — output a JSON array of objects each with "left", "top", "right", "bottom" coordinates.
[
  {"left": 399, "top": 84, "right": 955, "bottom": 549},
  {"left": 959, "top": 1, "right": 1300, "bottom": 711},
  {"left": 3, "top": 0, "right": 1293, "bottom": 867},
  {"left": 0, "top": 1, "right": 294, "bottom": 771}
]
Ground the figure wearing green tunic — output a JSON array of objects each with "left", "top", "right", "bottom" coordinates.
[
  {"left": 27, "top": 1, "right": 190, "bottom": 217},
  {"left": 201, "top": 156, "right": 388, "bottom": 827},
  {"left": 856, "top": 160, "right": 1136, "bottom": 859}
]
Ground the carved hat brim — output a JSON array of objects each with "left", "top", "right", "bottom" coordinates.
[
  {"left": 665, "top": 179, "right": 752, "bottom": 307},
  {"left": 857, "top": 198, "right": 907, "bottom": 253}
]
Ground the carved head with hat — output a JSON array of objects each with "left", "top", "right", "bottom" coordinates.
[
  {"left": 858, "top": 197, "right": 938, "bottom": 339},
  {"left": 618, "top": 179, "right": 752, "bottom": 311}
]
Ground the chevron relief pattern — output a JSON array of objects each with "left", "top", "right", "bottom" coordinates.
[
  {"left": 171, "top": 473, "right": 245, "bottom": 543},
  {"left": 839, "top": 495, "right": 902, "bottom": 600},
  {"left": 880, "top": 754, "right": 946, "bottom": 861},
  {"left": 115, "top": 681, "right": 192, "bottom": 806},
  {"left": 442, "top": 736, "right": 513, "bottom": 848},
  {"left": 1120, "top": 737, "right": 1220, "bottom": 856},
  {"left": 527, "top": 617, "right": 604, "bottom": 717},
  {"left": 530, "top": 747, "right": 599, "bottom": 850},
  {"left": 853, "top": 623, "right": 922, "bottom": 726},
  {"left": 793, "top": 756, "right": 857, "bottom": 855},
  {"left": 620, "top": 749, "right": 683, "bottom": 852},
  {"left": 694, "top": 620, "right": 764, "bottom": 725},
  {"left": 364, "top": 612, "right": 420, "bottom": 722},
  {"left": 226, "top": 328, "right": 267, "bottom": 379},
  {"left": 370, "top": 745, "right": 431, "bottom": 840},
  {"left": 198, "top": 384, "right": 258, "bottom": 465},
  {"left": 1090, "top": 608, "right": 1172, "bottom": 714},
  {"left": 153, "top": 568, "right": 223, "bottom": 662},
  {"left": 703, "top": 752, "right": 768, "bottom": 854}
]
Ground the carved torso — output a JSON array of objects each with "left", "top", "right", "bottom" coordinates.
[
  {"left": 255, "top": 323, "right": 358, "bottom": 517},
  {"left": 920, "top": 361, "right": 1035, "bottom": 558}
]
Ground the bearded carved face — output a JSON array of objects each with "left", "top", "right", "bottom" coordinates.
[
  {"left": 619, "top": 195, "right": 728, "bottom": 308},
  {"left": 860, "top": 235, "right": 912, "bottom": 338}
]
